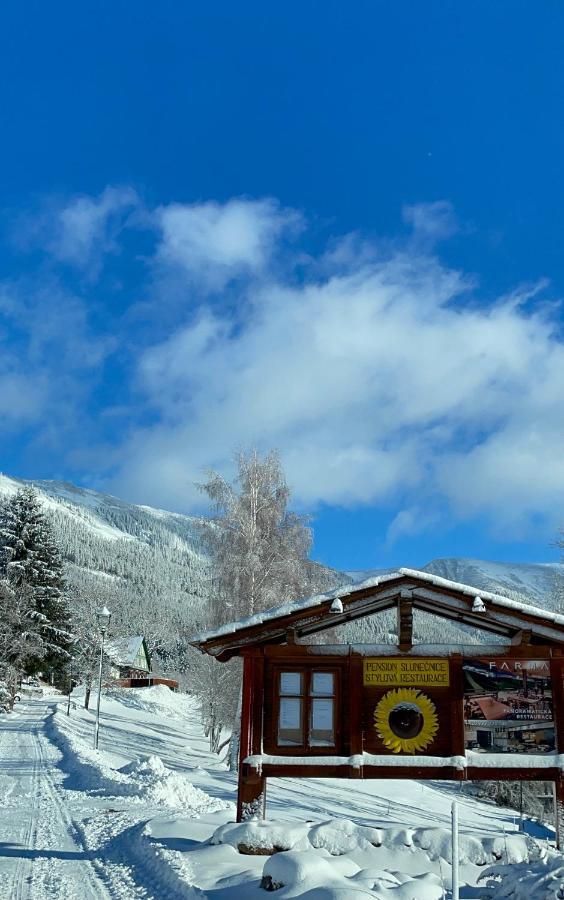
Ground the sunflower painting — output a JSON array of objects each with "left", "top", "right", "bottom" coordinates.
[{"left": 374, "top": 688, "right": 439, "bottom": 753}]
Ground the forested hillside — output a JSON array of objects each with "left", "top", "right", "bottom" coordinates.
[
  {"left": 0, "top": 475, "right": 339, "bottom": 660},
  {"left": 0, "top": 475, "right": 214, "bottom": 657},
  {"left": 1, "top": 473, "right": 561, "bottom": 656}
]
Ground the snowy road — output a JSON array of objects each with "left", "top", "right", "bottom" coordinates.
[
  {"left": 0, "top": 701, "right": 112, "bottom": 900},
  {"left": 0, "top": 698, "right": 203, "bottom": 900},
  {"left": 0, "top": 703, "right": 119, "bottom": 900},
  {"left": 0, "top": 688, "right": 554, "bottom": 899}
]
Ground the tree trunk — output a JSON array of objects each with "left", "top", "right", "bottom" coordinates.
[
  {"left": 229, "top": 683, "right": 243, "bottom": 772},
  {"left": 84, "top": 684, "right": 91, "bottom": 710},
  {"left": 8, "top": 671, "right": 19, "bottom": 711}
]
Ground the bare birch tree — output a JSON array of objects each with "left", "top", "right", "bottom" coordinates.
[
  {"left": 201, "top": 449, "right": 313, "bottom": 619},
  {"left": 196, "top": 449, "right": 317, "bottom": 761}
]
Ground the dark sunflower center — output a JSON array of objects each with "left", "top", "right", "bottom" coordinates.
[{"left": 388, "top": 703, "right": 424, "bottom": 739}]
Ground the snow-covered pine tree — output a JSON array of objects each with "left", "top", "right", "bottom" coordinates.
[
  {"left": 0, "top": 578, "right": 44, "bottom": 708},
  {"left": 0, "top": 486, "right": 72, "bottom": 677}
]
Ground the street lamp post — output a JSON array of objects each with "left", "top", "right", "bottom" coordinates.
[
  {"left": 66, "top": 657, "right": 73, "bottom": 716},
  {"left": 93, "top": 605, "right": 111, "bottom": 750}
]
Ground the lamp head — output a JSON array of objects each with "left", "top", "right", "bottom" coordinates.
[{"left": 96, "top": 605, "right": 111, "bottom": 631}]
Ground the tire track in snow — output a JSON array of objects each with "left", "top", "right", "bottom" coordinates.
[
  {"left": 1, "top": 701, "right": 204, "bottom": 899},
  {"left": 37, "top": 703, "right": 199, "bottom": 899},
  {"left": 31, "top": 725, "right": 110, "bottom": 900},
  {"left": 10, "top": 715, "right": 41, "bottom": 900}
]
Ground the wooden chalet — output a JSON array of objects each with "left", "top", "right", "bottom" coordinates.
[
  {"left": 105, "top": 635, "right": 152, "bottom": 681},
  {"left": 191, "top": 568, "right": 564, "bottom": 841},
  {"left": 105, "top": 635, "right": 178, "bottom": 690}
]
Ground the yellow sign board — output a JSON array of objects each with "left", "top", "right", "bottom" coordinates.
[{"left": 363, "top": 658, "right": 450, "bottom": 687}]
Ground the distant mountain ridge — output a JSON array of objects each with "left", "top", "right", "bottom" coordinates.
[
  {"left": 0, "top": 475, "right": 335, "bottom": 630},
  {"left": 0, "top": 473, "right": 213, "bottom": 626},
  {"left": 0, "top": 474, "right": 561, "bottom": 616},
  {"left": 348, "top": 557, "right": 563, "bottom": 608}
]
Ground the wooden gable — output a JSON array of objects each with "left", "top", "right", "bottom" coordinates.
[{"left": 191, "top": 568, "right": 564, "bottom": 660}]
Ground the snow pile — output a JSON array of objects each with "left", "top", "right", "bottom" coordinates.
[
  {"left": 120, "top": 754, "right": 229, "bottom": 814},
  {"left": 209, "top": 819, "right": 549, "bottom": 899},
  {"left": 478, "top": 851, "right": 564, "bottom": 899},
  {"left": 309, "top": 819, "right": 382, "bottom": 855},
  {"left": 51, "top": 704, "right": 230, "bottom": 815},
  {"left": 47, "top": 705, "right": 136, "bottom": 795},
  {"left": 213, "top": 821, "right": 312, "bottom": 854},
  {"left": 212, "top": 817, "right": 541, "bottom": 866},
  {"left": 104, "top": 684, "right": 190, "bottom": 720},
  {"left": 261, "top": 849, "right": 444, "bottom": 898}
]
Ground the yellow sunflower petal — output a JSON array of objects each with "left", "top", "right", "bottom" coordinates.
[{"left": 373, "top": 688, "right": 439, "bottom": 754}]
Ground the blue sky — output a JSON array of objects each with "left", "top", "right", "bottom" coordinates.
[{"left": 2, "top": 1, "right": 564, "bottom": 570}]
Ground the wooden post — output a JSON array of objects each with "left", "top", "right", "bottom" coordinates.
[
  {"left": 397, "top": 595, "right": 413, "bottom": 651},
  {"left": 449, "top": 654, "right": 465, "bottom": 762},
  {"left": 451, "top": 801, "right": 459, "bottom": 900},
  {"left": 553, "top": 779, "right": 564, "bottom": 851},
  {"left": 550, "top": 657, "right": 564, "bottom": 849},
  {"left": 236, "top": 651, "right": 266, "bottom": 822},
  {"left": 349, "top": 653, "right": 363, "bottom": 777}
]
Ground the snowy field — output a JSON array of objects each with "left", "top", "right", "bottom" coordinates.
[{"left": 0, "top": 686, "right": 561, "bottom": 899}]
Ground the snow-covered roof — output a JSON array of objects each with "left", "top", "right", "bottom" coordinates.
[
  {"left": 104, "top": 635, "right": 149, "bottom": 669},
  {"left": 191, "top": 567, "right": 564, "bottom": 655}
]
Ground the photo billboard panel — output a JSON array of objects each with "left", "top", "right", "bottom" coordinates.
[{"left": 463, "top": 658, "right": 554, "bottom": 754}]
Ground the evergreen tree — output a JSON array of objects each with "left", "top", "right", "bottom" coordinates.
[{"left": 0, "top": 486, "right": 72, "bottom": 676}]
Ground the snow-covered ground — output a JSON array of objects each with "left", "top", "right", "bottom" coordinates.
[{"left": 0, "top": 686, "right": 558, "bottom": 899}]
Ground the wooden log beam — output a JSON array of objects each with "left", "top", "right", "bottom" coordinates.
[
  {"left": 397, "top": 596, "right": 413, "bottom": 651},
  {"left": 511, "top": 629, "right": 532, "bottom": 646},
  {"left": 256, "top": 763, "right": 562, "bottom": 782},
  {"left": 263, "top": 643, "right": 555, "bottom": 658},
  {"left": 237, "top": 652, "right": 266, "bottom": 822},
  {"left": 348, "top": 654, "right": 363, "bottom": 777}
]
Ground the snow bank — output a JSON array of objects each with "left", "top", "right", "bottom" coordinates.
[
  {"left": 261, "top": 848, "right": 444, "bottom": 898},
  {"left": 120, "top": 754, "right": 229, "bottom": 813},
  {"left": 50, "top": 704, "right": 229, "bottom": 815},
  {"left": 103, "top": 684, "right": 190, "bottom": 719},
  {"left": 45, "top": 704, "right": 135, "bottom": 795},
  {"left": 211, "top": 819, "right": 547, "bottom": 898},
  {"left": 212, "top": 817, "right": 541, "bottom": 866},
  {"left": 478, "top": 850, "right": 563, "bottom": 899},
  {"left": 212, "top": 821, "right": 311, "bottom": 854}
]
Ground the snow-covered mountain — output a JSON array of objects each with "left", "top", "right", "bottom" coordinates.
[
  {"left": 422, "top": 557, "right": 562, "bottom": 605},
  {"left": 1, "top": 473, "right": 561, "bottom": 620},
  {"left": 349, "top": 557, "right": 563, "bottom": 608},
  {"left": 0, "top": 473, "right": 214, "bottom": 624},
  {"left": 0, "top": 475, "right": 336, "bottom": 631}
]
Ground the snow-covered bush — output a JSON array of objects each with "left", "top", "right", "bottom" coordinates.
[
  {"left": 0, "top": 679, "right": 11, "bottom": 712},
  {"left": 478, "top": 852, "right": 564, "bottom": 898},
  {"left": 212, "top": 817, "right": 543, "bottom": 867}
]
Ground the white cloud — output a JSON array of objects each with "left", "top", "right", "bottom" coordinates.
[
  {"left": 155, "top": 197, "right": 302, "bottom": 289},
  {"left": 0, "top": 277, "right": 115, "bottom": 452},
  {"left": 109, "top": 213, "right": 564, "bottom": 542},
  {"left": 0, "top": 367, "right": 46, "bottom": 425},
  {"left": 7, "top": 186, "right": 564, "bottom": 544},
  {"left": 386, "top": 508, "right": 440, "bottom": 545},
  {"left": 17, "top": 186, "right": 139, "bottom": 273},
  {"left": 402, "top": 200, "right": 459, "bottom": 246}
]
